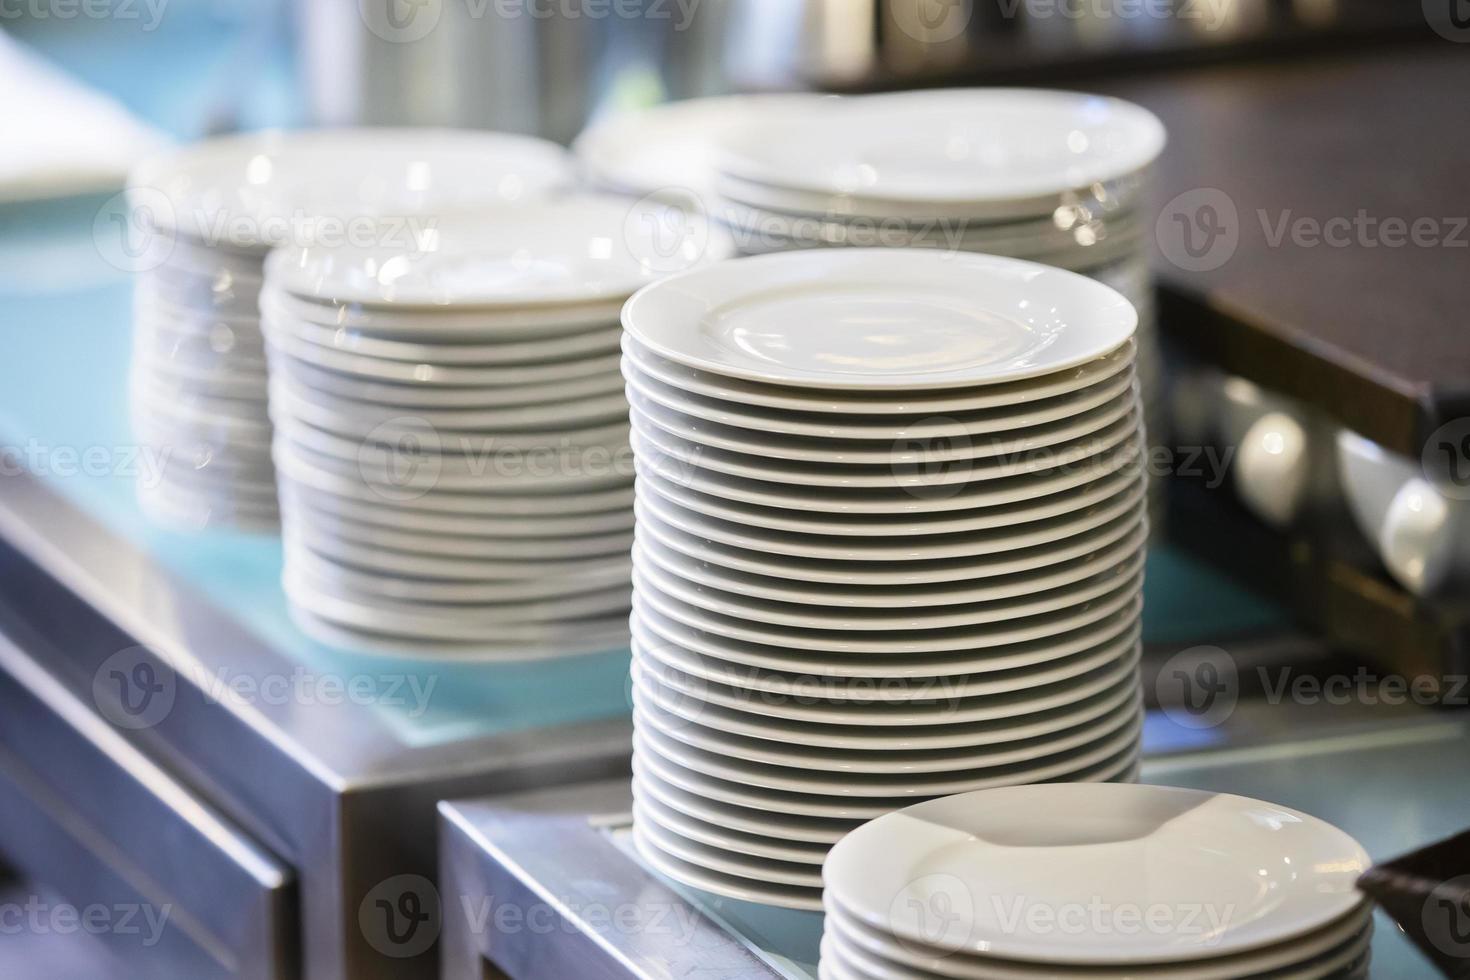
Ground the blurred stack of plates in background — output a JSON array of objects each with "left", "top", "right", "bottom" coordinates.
[
  {"left": 262, "top": 197, "right": 731, "bottom": 659},
  {"left": 126, "top": 128, "right": 572, "bottom": 529},
  {"left": 623, "top": 249, "right": 1150, "bottom": 910},
  {"left": 821, "top": 785, "right": 1374, "bottom": 979}
]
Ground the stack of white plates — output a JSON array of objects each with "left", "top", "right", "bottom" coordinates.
[
  {"left": 624, "top": 249, "right": 1150, "bottom": 910},
  {"left": 130, "top": 237, "right": 278, "bottom": 528},
  {"left": 699, "top": 89, "right": 1167, "bottom": 522},
  {"left": 821, "top": 784, "right": 1374, "bottom": 979},
  {"left": 126, "top": 128, "right": 573, "bottom": 529},
  {"left": 261, "top": 196, "right": 731, "bottom": 659}
]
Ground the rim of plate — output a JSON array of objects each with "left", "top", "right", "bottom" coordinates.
[{"left": 621, "top": 249, "right": 1137, "bottom": 391}]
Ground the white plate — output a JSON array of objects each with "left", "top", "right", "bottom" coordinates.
[
  {"left": 621, "top": 249, "right": 1136, "bottom": 391},
  {"left": 635, "top": 501, "right": 1146, "bottom": 586},
  {"left": 634, "top": 464, "right": 1141, "bottom": 539},
  {"left": 290, "top": 605, "right": 627, "bottom": 663},
  {"left": 712, "top": 89, "right": 1164, "bottom": 217},
  {"left": 634, "top": 687, "right": 1142, "bottom": 775},
  {"left": 715, "top": 201, "right": 1146, "bottom": 271},
  {"left": 627, "top": 385, "right": 1137, "bottom": 464},
  {"left": 276, "top": 373, "right": 629, "bottom": 434},
  {"left": 631, "top": 788, "right": 829, "bottom": 866},
  {"left": 634, "top": 562, "right": 1142, "bottom": 655},
  {"left": 631, "top": 654, "right": 1142, "bottom": 751},
  {"left": 286, "top": 544, "right": 629, "bottom": 604},
  {"left": 632, "top": 541, "right": 1142, "bottom": 631},
  {"left": 824, "top": 784, "right": 1371, "bottom": 966},
  {"left": 635, "top": 730, "right": 1139, "bottom": 824},
  {"left": 622, "top": 355, "right": 1135, "bottom": 441},
  {"left": 632, "top": 596, "right": 1140, "bottom": 680},
  {"left": 710, "top": 164, "right": 1142, "bottom": 227},
  {"left": 632, "top": 426, "right": 1144, "bottom": 516},
  {"left": 272, "top": 312, "right": 621, "bottom": 367},
  {"left": 573, "top": 93, "right": 838, "bottom": 200},
  {"left": 621, "top": 334, "right": 1135, "bottom": 416},
  {"left": 131, "top": 127, "right": 571, "bottom": 250},
  {"left": 634, "top": 759, "right": 855, "bottom": 846},
  {"left": 282, "top": 523, "right": 627, "bottom": 583},
  {"left": 271, "top": 419, "right": 632, "bottom": 493},
  {"left": 633, "top": 639, "right": 1140, "bottom": 726},
  {"left": 273, "top": 440, "right": 630, "bottom": 512},
  {"left": 822, "top": 897, "right": 1373, "bottom": 980},
  {"left": 632, "top": 515, "right": 1144, "bottom": 608},
  {"left": 631, "top": 822, "right": 824, "bottom": 912},
  {"left": 284, "top": 571, "right": 630, "bottom": 644},
  {"left": 268, "top": 376, "right": 628, "bottom": 440},
  {"left": 634, "top": 475, "right": 1143, "bottom": 562},
  {"left": 635, "top": 720, "right": 1141, "bottom": 802},
  {"left": 634, "top": 805, "right": 824, "bottom": 889},
  {"left": 269, "top": 347, "right": 627, "bottom": 409},
  {"left": 264, "top": 287, "right": 626, "bottom": 339},
  {"left": 279, "top": 480, "right": 630, "bottom": 538},
  {"left": 285, "top": 564, "right": 629, "bottom": 623},
  {"left": 264, "top": 319, "right": 625, "bottom": 387},
  {"left": 282, "top": 503, "right": 633, "bottom": 560},
  {"left": 630, "top": 404, "right": 1141, "bottom": 489},
  {"left": 268, "top": 195, "right": 732, "bottom": 307}
]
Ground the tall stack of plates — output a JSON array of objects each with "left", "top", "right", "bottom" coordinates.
[
  {"left": 623, "top": 249, "right": 1150, "bottom": 910},
  {"left": 261, "top": 197, "right": 731, "bottom": 659},
  {"left": 126, "top": 128, "right": 573, "bottom": 529},
  {"left": 821, "top": 784, "right": 1374, "bottom": 979},
  {"left": 699, "top": 89, "right": 1168, "bottom": 523}
]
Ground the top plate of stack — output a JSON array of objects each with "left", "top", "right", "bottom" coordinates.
[
  {"left": 130, "top": 127, "right": 573, "bottom": 253},
  {"left": 711, "top": 88, "right": 1164, "bottom": 222}
]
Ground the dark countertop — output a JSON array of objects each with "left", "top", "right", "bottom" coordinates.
[{"left": 1101, "top": 43, "right": 1470, "bottom": 454}]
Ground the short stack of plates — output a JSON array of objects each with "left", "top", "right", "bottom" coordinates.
[
  {"left": 261, "top": 196, "right": 731, "bottom": 659},
  {"left": 130, "top": 237, "right": 277, "bottom": 529},
  {"left": 623, "top": 248, "right": 1150, "bottom": 910},
  {"left": 701, "top": 89, "right": 1167, "bottom": 523},
  {"left": 821, "top": 784, "right": 1374, "bottom": 979},
  {"left": 126, "top": 127, "right": 573, "bottom": 529}
]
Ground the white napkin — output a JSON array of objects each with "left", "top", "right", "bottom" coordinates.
[{"left": 0, "top": 29, "right": 170, "bottom": 202}]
